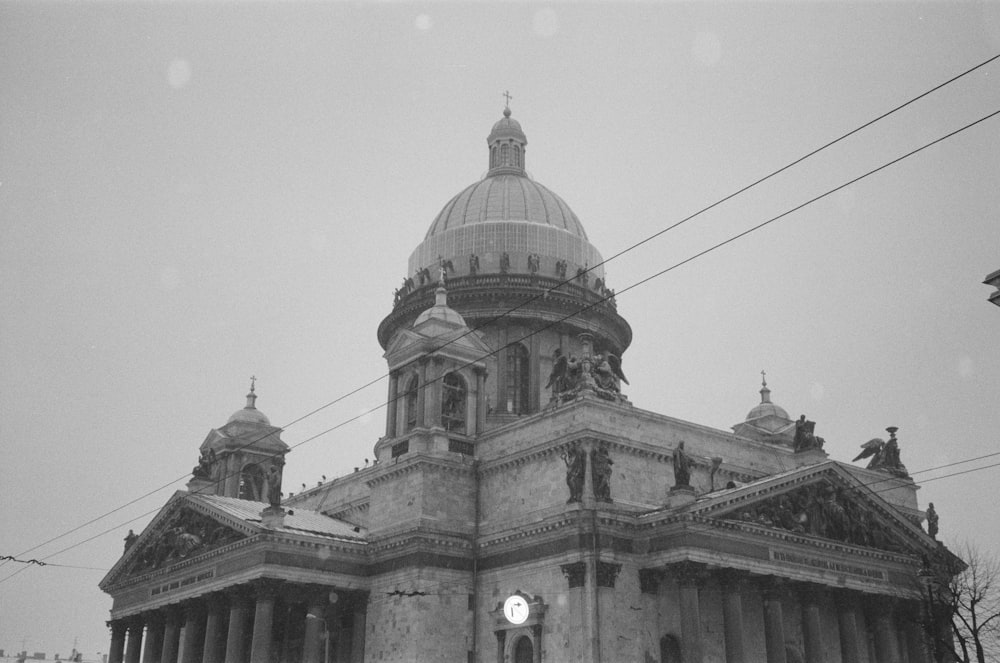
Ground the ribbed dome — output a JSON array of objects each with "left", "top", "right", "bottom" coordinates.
[
  {"left": 487, "top": 107, "right": 526, "bottom": 144},
  {"left": 424, "top": 175, "right": 587, "bottom": 239}
]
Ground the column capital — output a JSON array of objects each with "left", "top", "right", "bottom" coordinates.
[
  {"left": 796, "top": 582, "right": 826, "bottom": 605},
  {"left": 250, "top": 578, "right": 284, "bottom": 601},
  {"left": 204, "top": 591, "right": 228, "bottom": 612},
  {"left": 672, "top": 561, "right": 709, "bottom": 587},
  {"left": 832, "top": 588, "right": 860, "bottom": 611},
  {"left": 716, "top": 568, "right": 751, "bottom": 589},
  {"left": 302, "top": 584, "right": 332, "bottom": 608},
  {"left": 758, "top": 575, "right": 788, "bottom": 601}
]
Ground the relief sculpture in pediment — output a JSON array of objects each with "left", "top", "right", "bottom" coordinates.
[
  {"left": 124, "top": 508, "right": 244, "bottom": 576},
  {"left": 723, "top": 481, "right": 907, "bottom": 554}
]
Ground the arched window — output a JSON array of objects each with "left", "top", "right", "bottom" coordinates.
[
  {"left": 491, "top": 145, "right": 497, "bottom": 168},
  {"left": 441, "top": 373, "right": 467, "bottom": 434},
  {"left": 404, "top": 375, "right": 419, "bottom": 431},
  {"left": 513, "top": 636, "right": 533, "bottom": 663},
  {"left": 660, "top": 635, "right": 681, "bottom": 663},
  {"left": 506, "top": 343, "right": 530, "bottom": 414},
  {"left": 238, "top": 463, "right": 265, "bottom": 501},
  {"left": 501, "top": 143, "right": 510, "bottom": 166},
  {"left": 513, "top": 144, "right": 521, "bottom": 167}
]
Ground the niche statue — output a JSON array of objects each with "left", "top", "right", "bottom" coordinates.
[
  {"left": 672, "top": 441, "right": 691, "bottom": 488},
  {"left": 562, "top": 445, "right": 586, "bottom": 503}
]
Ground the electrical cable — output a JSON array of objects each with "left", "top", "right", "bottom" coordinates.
[{"left": 2, "top": 104, "right": 998, "bottom": 586}]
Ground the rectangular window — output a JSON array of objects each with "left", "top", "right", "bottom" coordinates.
[{"left": 391, "top": 441, "right": 409, "bottom": 458}]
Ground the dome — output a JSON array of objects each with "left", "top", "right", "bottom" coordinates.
[
  {"left": 744, "top": 378, "right": 790, "bottom": 423},
  {"left": 227, "top": 385, "right": 271, "bottom": 426},
  {"left": 413, "top": 285, "right": 467, "bottom": 329},
  {"left": 424, "top": 175, "right": 587, "bottom": 239},
  {"left": 407, "top": 107, "right": 604, "bottom": 281}
]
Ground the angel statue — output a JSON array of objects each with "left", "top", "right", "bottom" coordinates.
[
  {"left": 593, "top": 353, "right": 628, "bottom": 392},
  {"left": 852, "top": 427, "right": 908, "bottom": 477},
  {"left": 546, "top": 349, "right": 582, "bottom": 397}
]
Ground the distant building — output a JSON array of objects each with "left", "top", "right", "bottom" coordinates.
[{"left": 101, "top": 107, "right": 960, "bottom": 663}]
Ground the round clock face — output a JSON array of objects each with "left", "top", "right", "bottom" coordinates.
[{"left": 503, "top": 595, "right": 529, "bottom": 625}]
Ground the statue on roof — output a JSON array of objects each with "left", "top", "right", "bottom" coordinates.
[
  {"left": 852, "top": 427, "right": 908, "bottom": 476},
  {"left": 469, "top": 253, "right": 480, "bottom": 275},
  {"left": 926, "top": 502, "right": 939, "bottom": 539},
  {"left": 264, "top": 464, "right": 283, "bottom": 507},
  {"left": 793, "top": 415, "right": 825, "bottom": 451},
  {"left": 192, "top": 449, "right": 216, "bottom": 479},
  {"left": 672, "top": 441, "right": 691, "bottom": 488}
]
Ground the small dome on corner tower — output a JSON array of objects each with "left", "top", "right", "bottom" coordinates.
[{"left": 228, "top": 378, "right": 271, "bottom": 426}]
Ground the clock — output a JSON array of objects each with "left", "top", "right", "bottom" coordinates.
[{"left": 503, "top": 595, "right": 529, "bottom": 625}]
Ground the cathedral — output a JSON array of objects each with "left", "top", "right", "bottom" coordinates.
[{"left": 100, "top": 107, "right": 958, "bottom": 663}]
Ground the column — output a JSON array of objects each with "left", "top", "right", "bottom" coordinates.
[
  {"left": 385, "top": 370, "right": 398, "bottom": 437},
  {"left": 902, "top": 603, "right": 930, "bottom": 663},
  {"left": 426, "top": 358, "right": 443, "bottom": 428},
  {"left": 800, "top": 585, "right": 824, "bottom": 663},
  {"left": 719, "top": 571, "right": 746, "bottom": 663},
  {"left": 249, "top": 580, "right": 281, "bottom": 663},
  {"left": 124, "top": 619, "right": 144, "bottom": 663},
  {"left": 160, "top": 608, "right": 182, "bottom": 663},
  {"left": 676, "top": 563, "right": 705, "bottom": 663},
  {"left": 834, "top": 591, "right": 862, "bottom": 663},
  {"left": 415, "top": 360, "right": 427, "bottom": 427},
  {"left": 350, "top": 600, "right": 367, "bottom": 663},
  {"left": 107, "top": 620, "right": 127, "bottom": 663},
  {"left": 761, "top": 579, "right": 788, "bottom": 663},
  {"left": 202, "top": 593, "right": 227, "bottom": 663},
  {"left": 180, "top": 603, "right": 206, "bottom": 663},
  {"left": 475, "top": 368, "right": 487, "bottom": 434},
  {"left": 301, "top": 589, "right": 327, "bottom": 663},
  {"left": 872, "top": 597, "right": 901, "bottom": 663},
  {"left": 142, "top": 613, "right": 165, "bottom": 663},
  {"left": 224, "top": 588, "right": 252, "bottom": 663}
]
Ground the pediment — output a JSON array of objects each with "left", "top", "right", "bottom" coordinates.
[
  {"left": 384, "top": 325, "right": 491, "bottom": 370},
  {"left": 695, "top": 463, "right": 933, "bottom": 557},
  {"left": 101, "top": 493, "right": 253, "bottom": 589}
]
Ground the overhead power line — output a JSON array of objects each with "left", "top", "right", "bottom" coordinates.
[
  {"left": 4, "top": 53, "right": 998, "bottom": 573},
  {"left": 2, "top": 101, "right": 998, "bottom": 586}
]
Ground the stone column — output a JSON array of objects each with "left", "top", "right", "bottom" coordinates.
[
  {"left": 350, "top": 601, "right": 367, "bottom": 663},
  {"left": 124, "top": 619, "right": 144, "bottom": 663},
  {"left": 160, "top": 608, "right": 182, "bottom": 663},
  {"left": 676, "top": 563, "right": 705, "bottom": 663},
  {"left": 142, "top": 613, "right": 165, "bottom": 663},
  {"left": 761, "top": 579, "right": 788, "bottom": 663},
  {"left": 800, "top": 585, "right": 824, "bottom": 663},
  {"left": 872, "top": 597, "right": 902, "bottom": 663},
  {"left": 302, "top": 589, "right": 327, "bottom": 663},
  {"left": 202, "top": 593, "right": 227, "bottom": 663},
  {"left": 415, "top": 360, "right": 428, "bottom": 427},
  {"left": 224, "top": 588, "right": 253, "bottom": 663},
  {"left": 475, "top": 367, "right": 487, "bottom": 434},
  {"left": 249, "top": 580, "right": 281, "bottom": 663},
  {"left": 903, "top": 604, "right": 929, "bottom": 663},
  {"left": 426, "top": 358, "right": 443, "bottom": 428},
  {"left": 180, "top": 603, "right": 206, "bottom": 663},
  {"left": 107, "top": 620, "right": 127, "bottom": 663},
  {"left": 834, "top": 591, "right": 862, "bottom": 663},
  {"left": 385, "top": 370, "right": 399, "bottom": 437},
  {"left": 719, "top": 571, "right": 747, "bottom": 663}
]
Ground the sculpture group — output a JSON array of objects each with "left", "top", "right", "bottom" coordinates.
[{"left": 546, "top": 348, "right": 628, "bottom": 404}]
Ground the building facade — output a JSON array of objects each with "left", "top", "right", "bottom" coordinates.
[{"left": 100, "top": 108, "right": 957, "bottom": 663}]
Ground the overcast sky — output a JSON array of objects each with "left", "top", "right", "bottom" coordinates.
[{"left": 2, "top": 1, "right": 999, "bottom": 657}]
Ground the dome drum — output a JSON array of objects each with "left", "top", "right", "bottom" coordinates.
[{"left": 379, "top": 274, "right": 630, "bottom": 352}]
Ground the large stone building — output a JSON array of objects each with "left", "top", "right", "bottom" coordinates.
[{"left": 100, "top": 107, "right": 958, "bottom": 663}]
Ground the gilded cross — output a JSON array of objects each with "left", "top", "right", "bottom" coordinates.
[
  {"left": 503, "top": 90, "right": 513, "bottom": 108},
  {"left": 760, "top": 369, "right": 766, "bottom": 387},
  {"left": 250, "top": 375, "right": 257, "bottom": 392}
]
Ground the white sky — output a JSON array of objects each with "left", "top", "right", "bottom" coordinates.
[{"left": 2, "top": 1, "right": 999, "bottom": 657}]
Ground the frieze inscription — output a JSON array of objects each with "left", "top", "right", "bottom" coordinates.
[
  {"left": 770, "top": 550, "right": 887, "bottom": 581},
  {"left": 150, "top": 569, "right": 215, "bottom": 597}
]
